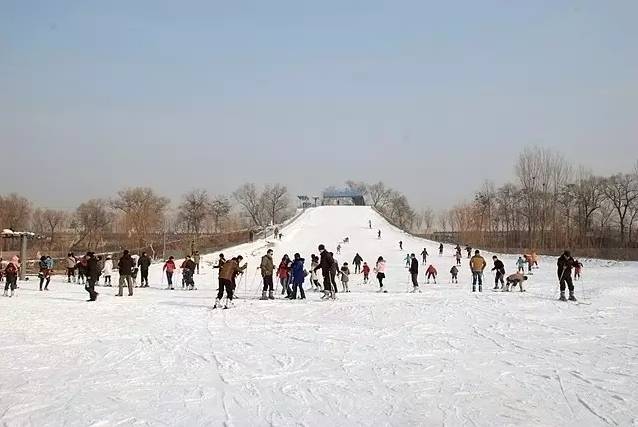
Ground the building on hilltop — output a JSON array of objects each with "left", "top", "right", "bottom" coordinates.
[{"left": 322, "top": 189, "right": 366, "bottom": 206}]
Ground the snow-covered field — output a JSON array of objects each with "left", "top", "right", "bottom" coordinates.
[{"left": 1, "top": 206, "right": 637, "bottom": 426}]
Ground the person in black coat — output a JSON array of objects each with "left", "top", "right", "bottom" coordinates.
[
  {"left": 491, "top": 256, "right": 506, "bottom": 290},
  {"left": 352, "top": 253, "right": 363, "bottom": 274},
  {"left": 117, "top": 250, "right": 135, "bottom": 297},
  {"left": 138, "top": 252, "right": 151, "bottom": 288},
  {"left": 409, "top": 254, "right": 419, "bottom": 291},
  {"left": 314, "top": 245, "right": 335, "bottom": 299},
  {"left": 557, "top": 250, "right": 577, "bottom": 301},
  {"left": 85, "top": 252, "right": 100, "bottom": 301}
]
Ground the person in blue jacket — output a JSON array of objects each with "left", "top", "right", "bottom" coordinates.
[{"left": 288, "top": 253, "right": 307, "bottom": 300}]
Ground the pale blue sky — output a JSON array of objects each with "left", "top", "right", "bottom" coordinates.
[{"left": 1, "top": 0, "right": 636, "bottom": 210}]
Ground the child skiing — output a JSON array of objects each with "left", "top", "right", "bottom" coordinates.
[
  {"left": 516, "top": 256, "right": 526, "bottom": 274},
  {"left": 450, "top": 265, "right": 459, "bottom": 284},
  {"left": 362, "top": 262, "right": 370, "bottom": 284},
  {"left": 163, "top": 256, "right": 176, "bottom": 289},
  {"left": 336, "top": 244, "right": 341, "bottom": 255},
  {"left": 310, "top": 255, "right": 321, "bottom": 291},
  {"left": 404, "top": 253, "right": 411, "bottom": 267},
  {"left": 3, "top": 258, "right": 19, "bottom": 297},
  {"left": 492, "top": 256, "right": 505, "bottom": 290},
  {"left": 38, "top": 256, "right": 51, "bottom": 291},
  {"left": 574, "top": 260, "right": 583, "bottom": 280},
  {"left": 374, "top": 256, "right": 387, "bottom": 293},
  {"left": 102, "top": 255, "right": 113, "bottom": 286},
  {"left": 455, "top": 251, "right": 462, "bottom": 266},
  {"left": 339, "top": 262, "right": 350, "bottom": 292},
  {"left": 399, "top": 241, "right": 403, "bottom": 250},
  {"left": 288, "top": 253, "right": 307, "bottom": 300},
  {"left": 426, "top": 265, "right": 437, "bottom": 284},
  {"left": 421, "top": 248, "right": 428, "bottom": 264}
]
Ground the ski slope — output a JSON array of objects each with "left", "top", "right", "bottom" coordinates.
[{"left": 1, "top": 206, "right": 637, "bottom": 426}]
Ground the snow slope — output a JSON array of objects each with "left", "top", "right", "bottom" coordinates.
[{"left": 1, "top": 206, "right": 637, "bottom": 426}]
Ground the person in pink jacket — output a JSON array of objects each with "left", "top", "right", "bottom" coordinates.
[{"left": 374, "top": 256, "right": 387, "bottom": 293}]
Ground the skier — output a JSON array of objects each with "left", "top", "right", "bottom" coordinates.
[
  {"left": 192, "top": 251, "right": 201, "bottom": 274},
  {"left": 421, "top": 248, "right": 429, "bottom": 264},
  {"left": 455, "top": 251, "right": 462, "bottom": 266},
  {"left": 278, "top": 233, "right": 283, "bottom": 240},
  {"left": 329, "top": 252, "right": 338, "bottom": 295},
  {"left": 288, "top": 253, "right": 307, "bottom": 299},
  {"left": 426, "top": 265, "right": 437, "bottom": 284},
  {"left": 368, "top": 219, "right": 372, "bottom": 229},
  {"left": 214, "top": 253, "right": 226, "bottom": 271},
  {"left": 404, "top": 253, "right": 411, "bottom": 267},
  {"left": 491, "top": 256, "right": 505, "bottom": 290},
  {"left": 504, "top": 273, "right": 528, "bottom": 292},
  {"left": 277, "top": 254, "right": 292, "bottom": 296},
  {"left": 525, "top": 254, "right": 533, "bottom": 273},
  {"left": 181, "top": 255, "right": 197, "bottom": 290},
  {"left": 516, "top": 256, "right": 526, "bottom": 274},
  {"left": 3, "top": 258, "right": 18, "bottom": 297},
  {"left": 66, "top": 253, "right": 76, "bottom": 283},
  {"left": 38, "top": 256, "right": 51, "bottom": 291},
  {"left": 378, "top": 230, "right": 381, "bottom": 239},
  {"left": 557, "top": 250, "right": 577, "bottom": 301},
  {"left": 102, "top": 255, "right": 113, "bottom": 286},
  {"left": 454, "top": 244, "right": 461, "bottom": 255},
  {"left": 439, "top": 243, "right": 444, "bottom": 256},
  {"left": 310, "top": 254, "right": 321, "bottom": 291},
  {"left": 352, "top": 253, "right": 363, "bottom": 274},
  {"left": 77, "top": 256, "right": 87, "bottom": 285},
  {"left": 117, "top": 250, "right": 134, "bottom": 297},
  {"left": 274, "top": 227, "right": 279, "bottom": 239},
  {"left": 131, "top": 254, "right": 140, "bottom": 287},
  {"left": 336, "top": 244, "right": 341, "bottom": 255},
  {"left": 314, "top": 244, "right": 336, "bottom": 299},
  {"left": 215, "top": 256, "right": 246, "bottom": 308},
  {"left": 465, "top": 245, "right": 472, "bottom": 259},
  {"left": 259, "top": 249, "right": 275, "bottom": 300},
  {"left": 339, "top": 262, "right": 351, "bottom": 293},
  {"left": 161, "top": 256, "right": 175, "bottom": 289},
  {"left": 374, "top": 256, "right": 387, "bottom": 292},
  {"left": 574, "top": 260, "right": 583, "bottom": 280},
  {"left": 450, "top": 265, "right": 459, "bottom": 284},
  {"left": 409, "top": 253, "right": 420, "bottom": 292},
  {"left": 138, "top": 252, "right": 151, "bottom": 288},
  {"left": 85, "top": 252, "right": 100, "bottom": 302},
  {"left": 399, "top": 241, "right": 403, "bottom": 251},
  {"left": 470, "top": 250, "right": 486, "bottom": 292},
  {"left": 362, "top": 261, "right": 371, "bottom": 284}
]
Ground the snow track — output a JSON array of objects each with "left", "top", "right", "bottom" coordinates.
[{"left": 1, "top": 206, "right": 637, "bottom": 426}]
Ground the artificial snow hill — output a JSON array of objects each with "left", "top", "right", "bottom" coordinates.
[{"left": 1, "top": 206, "right": 637, "bottom": 426}]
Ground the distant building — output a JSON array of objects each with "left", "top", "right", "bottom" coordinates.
[{"left": 322, "top": 189, "right": 366, "bottom": 206}]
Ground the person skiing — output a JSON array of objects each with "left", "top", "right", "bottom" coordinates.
[
  {"left": 38, "top": 255, "right": 51, "bottom": 291},
  {"left": 455, "top": 251, "right": 462, "bottom": 266},
  {"left": 492, "top": 256, "right": 505, "bottom": 290},
  {"left": 273, "top": 227, "right": 279, "bottom": 239},
  {"left": 455, "top": 244, "right": 461, "bottom": 255},
  {"left": 329, "top": 252, "right": 338, "bottom": 295},
  {"left": 66, "top": 253, "right": 76, "bottom": 283},
  {"left": 470, "top": 250, "right": 486, "bottom": 292},
  {"left": 516, "top": 256, "right": 526, "bottom": 274},
  {"left": 215, "top": 256, "right": 246, "bottom": 308},
  {"left": 314, "top": 244, "right": 336, "bottom": 300},
  {"left": 336, "top": 244, "right": 341, "bottom": 255},
  {"left": 426, "top": 265, "right": 437, "bottom": 284},
  {"left": 192, "top": 251, "right": 201, "bottom": 274},
  {"left": 214, "top": 253, "right": 226, "bottom": 271},
  {"left": 352, "top": 253, "right": 363, "bottom": 274},
  {"left": 404, "top": 253, "right": 411, "bottom": 267},
  {"left": 362, "top": 262, "right": 370, "bottom": 284},
  {"left": 259, "top": 249, "right": 275, "bottom": 300},
  {"left": 131, "top": 254, "right": 140, "bottom": 287},
  {"left": 85, "top": 252, "right": 100, "bottom": 302},
  {"left": 339, "top": 262, "right": 351, "bottom": 293},
  {"left": 409, "top": 253, "right": 420, "bottom": 292},
  {"left": 525, "top": 254, "right": 533, "bottom": 273},
  {"left": 378, "top": 230, "right": 381, "bottom": 239},
  {"left": 138, "top": 252, "right": 151, "bottom": 288},
  {"left": 77, "top": 256, "right": 87, "bottom": 285},
  {"left": 374, "top": 256, "right": 387, "bottom": 293},
  {"left": 310, "top": 254, "right": 321, "bottom": 291},
  {"left": 439, "top": 243, "right": 444, "bottom": 256},
  {"left": 421, "top": 248, "right": 429, "bottom": 264},
  {"left": 181, "top": 256, "right": 197, "bottom": 290},
  {"left": 557, "top": 250, "right": 577, "bottom": 301},
  {"left": 450, "top": 265, "right": 459, "bottom": 284},
  {"left": 162, "top": 256, "right": 176, "bottom": 289},
  {"left": 3, "top": 258, "right": 19, "bottom": 297},
  {"left": 465, "top": 245, "right": 472, "bottom": 258},
  {"left": 368, "top": 220, "right": 372, "bottom": 229},
  {"left": 289, "top": 253, "right": 307, "bottom": 299},
  {"left": 399, "top": 241, "right": 403, "bottom": 251},
  {"left": 504, "top": 273, "right": 528, "bottom": 292},
  {"left": 277, "top": 254, "right": 292, "bottom": 296},
  {"left": 102, "top": 255, "right": 113, "bottom": 286},
  {"left": 117, "top": 250, "right": 134, "bottom": 297},
  {"left": 574, "top": 260, "right": 583, "bottom": 280}
]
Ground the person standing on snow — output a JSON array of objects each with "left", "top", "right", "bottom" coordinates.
[
  {"left": 117, "top": 250, "right": 135, "bottom": 297},
  {"left": 465, "top": 245, "right": 473, "bottom": 258},
  {"left": 138, "top": 252, "right": 151, "bottom": 288},
  {"left": 277, "top": 254, "right": 292, "bottom": 296},
  {"left": 102, "top": 255, "right": 113, "bottom": 286},
  {"left": 404, "top": 253, "right": 411, "bottom": 267},
  {"left": 455, "top": 251, "right": 462, "bottom": 266},
  {"left": 378, "top": 230, "right": 382, "bottom": 239},
  {"left": 38, "top": 256, "right": 52, "bottom": 291},
  {"left": 77, "top": 256, "right": 88, "bottom": 285},
  {"left": 421, "top": 248, "right": 429, "bottom": 264},
  {"left": 352, "top": 253, "right": 363, "bottom": 274},
  {"left": 336, "top": 244, "right": 341, "bottom": 255},
  {"left": 557, "top": 250, "right": 577, "bottom": 301},
  {"left": 374, "top": 256, "right": 387, "bottom": 292},
  {"left": 369, "top": 220, "right": 372, "bottom": 229},
  {"left": 399, "top": 241, "right": 403, "bottom": 251},
  {"left": 426, "top": 265, "right": 437, "bottom": 284},
  {"left": 192, "top": 251, "right": 201, "bottom": 274},
  {"left": 516, "top": 256, "right": 526, "bottom": 274},
  {"left": 409, "top": 253, "right": 419, "bottom": 292},
  {"left": 181, "top": 256, "right": 197, "bottom": 290},
  {"left": 314, "top": 244, "right": 336, "bottom": 300},
  {"left": 439, "top": 243, "right": 444, "bottom": 256},
  {"left": 85, "top": 252, "right": 100, "bottom": 302},
  {"left": 339, "top": 262, "right": 351, "bottom": 293},
  {"left": 288, "top": 253, "right": 307, "bottom": 299},
  {"left": 574, "top": 260, "right": 583, "bottom": 280},
  {"left": 470, "top": 250, "right": 486, "bottom": 292},
  {"left": 310, "top": 254, "right": 321, "bottom": 291},
  {"left": 491, "top": 256, "right": 505, "bottom": 290},
  {"left": 362, "top": 262, "right": 371, "bottom": 284},
  {"left": 162, "top": 256, "right": 176, "bottom": 289},
  {"left": 3, "top": 258, "right": 19, "bottom": 297},
  {"left": 259, "top": 249, "right": 275, "bottom": 300},
  {"left": 66, "top": 253, "right": 76, "bottom": 283},
  {"left": 215, "top": 256, "right": 246, "bottom": 308},
  {"left": 131, "top": 254, "right": 140, "bottom": 287},
  {"left": 450, "top": 265, "right": 459, "bottom": 283}
]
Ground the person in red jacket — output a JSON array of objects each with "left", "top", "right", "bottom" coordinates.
[
  {"left": 362, "top": 262, "right": 370, "bottom": 284},
  {"left": 277, "top": 254, "right": 292, "bottom": 296},
  {"left": 426, "top": 265, "right": 437, "bottom": 284},
  {"left": 163, "top": 256, "right": 176, "bottom": 290}
]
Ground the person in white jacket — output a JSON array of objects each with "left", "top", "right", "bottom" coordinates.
[{"left": 102, "top": 255, "right": 113, "bottom": 286}]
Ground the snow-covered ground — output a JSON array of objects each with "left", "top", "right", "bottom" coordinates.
[{"left": 1, "top": 206, "right": 637, "bottom": 426}]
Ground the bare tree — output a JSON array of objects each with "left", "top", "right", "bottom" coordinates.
[
  {"left": 437, "top": 210, "right": 448, "bottom": 232},
  {"left": 0, "top": 193, "right": 32, "bottom": 231},
  {"left": 210, "top": 196, "right": 231, "bottom": 232},
  {"left": 421, "top": 208, "right": 434, "bottom": 233},
  {"left": 263, "top": 184, "right": 290, "bottom": 225},
  {"left": 111, "top": 187, "right": 170, "bottom": 248},
  {"left": 368, "top": 182, "right": 393, "bottom": 208},
  {"left": 602, "top": 173, "right": 638, "bottom": 244},
  {"left": 233, "top": 183, "right": 265, "bottom": 227},
  {"left": 178, "top": 190, "right": 210, "bottom": 235},
  {"left": 345, "top": 180, "right": 369, "bottom": 197},
  {"left": 72, "top": 199, "right": 112, "bottom": 250}
]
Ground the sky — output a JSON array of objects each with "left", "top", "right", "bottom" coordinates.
[{"left": 1, "top": 0, "right": 636, "bottom": 212}]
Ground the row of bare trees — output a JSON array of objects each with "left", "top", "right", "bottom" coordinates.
[
  {"left": 233, "top": 183, "right": 292, "bottom": 227},
  {"left": 436, "top": 147, "right": 638, "bottom": 255}
]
